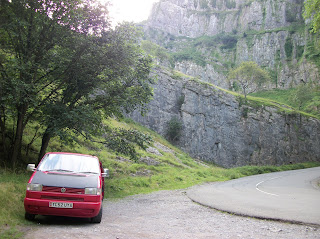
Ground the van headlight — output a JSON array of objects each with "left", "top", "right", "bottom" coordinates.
[
  {"left": 85, "top": 188, "right": 101, "bottom": 195},
  {"left": 27, "top": 183, "right": 43, "bottom": 191}
]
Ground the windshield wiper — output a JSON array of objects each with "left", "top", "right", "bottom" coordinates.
[
  {"left": 77, "top": 171, "right": 98, "bottom": 174},
  {"left": 44, "top": 169, "right": 74, "bottom": 173}
]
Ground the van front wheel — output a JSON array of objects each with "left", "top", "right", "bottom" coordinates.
[
  {"left": 91, "top": 207, "right": 102, "bottom": 223},
  {"left": 25, "top": 212, "right": 35, "bottom": 221}
]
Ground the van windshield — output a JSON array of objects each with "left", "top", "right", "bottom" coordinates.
[{"left": 37, "top": 153, "right": 100, "bottom": 174}]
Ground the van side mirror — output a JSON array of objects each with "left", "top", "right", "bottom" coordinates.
[
  {"left": 102, "top": 168, "right": 109, "bottom": 178},
  {"left": 27, "top": 164, "right": 36, "bottom": 172}
]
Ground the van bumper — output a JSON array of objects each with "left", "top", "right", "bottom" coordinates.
[{"left": 24, "top": 197, "right": 101, "bottom": 218}]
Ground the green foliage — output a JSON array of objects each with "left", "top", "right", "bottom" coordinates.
[
  {"left": 141, "top": 40, "right": 172, "bottom": 63},
  {"left": 296, "top": 45, "right": 305, "bottom": 59},
  {"left": 225, "top": 0, "right": 236, "bottom": 9},
  {"left": 228, "top": 61, "right": 271, "bottom": 98},
  {"left": 0, "top": 170, "right": 32, "bottom": 238},
  {"left": 268, "top": 69, "right": 278, "bottom": 86},
  {"left": 232, "top": 81, "right": 241, "bottom": 92},
  {"left": 284, "top": 37, "right": 293, "bottom": 59},
  {"left": 199, "top": 0, "right": 209, "bottom": 9},
  {"left": 251, "top": 86, "right": 320, "bottom": 118},
  {"left": 285, "top": 3, "right": 302, "bottom": 23},
  {"left": 289, "top": 83, "right": 315, "bottom": 110},
  {"left": 0, "top": 0, "right": 155, "bottom": 166},
  {"left": 305, "top": 35, "right": 320, "bottom": 68},
  {"left": 169, "top": 33, "right": 237, "bottom": 68},
  {"left": 172, "top": 48, "right": 207, "bottom": 67},
  {"left": 303, "top": 0, "right": 320, "bottom": 33},
  {"left": 102, "top": 127, "right": 153, "bottom": 162},
  {"left": 170, "top": 70, "right": 185, "bottom": 80},
  {"left": 218, "top": 34, "right": 238, "bottom": 49},
  {"left": 193, "top": 34, "right": 237, "bottom": 49},
  {"left": 177, "top": 95, "right": 185, "bottom": 111},
  {"left": 241, "top": 106, "right": 249, "bottom": 118},
  {"left": 166, "top": 117, "right": 183, "bottom": 142}
]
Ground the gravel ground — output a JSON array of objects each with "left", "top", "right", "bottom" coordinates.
[{"left": 24, "top": 189, "right": 320, "bottom": 239}]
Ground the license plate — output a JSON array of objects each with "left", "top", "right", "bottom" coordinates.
[{"left": 49, "top": 202, "right": 73, "bottom": 208}]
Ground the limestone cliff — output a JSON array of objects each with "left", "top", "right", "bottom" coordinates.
[
  {"left": 148, "top": 0, "right": 303, "bottom": 37},
  {"left": 130, "top": 0, "right": 320, "bottom": 167},
  {"left": 142, "top": 0, "right": 319, "bottom": 89},
  {"left": 130, "top": 68, "right": 320, "bottom": 167}
]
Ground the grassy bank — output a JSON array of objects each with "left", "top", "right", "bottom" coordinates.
[
  {"left": 251, "top": 88, "right": 320, "bottom": 119},
  {"left": 0, "top": 170, "right": 32, "bottom": 239}
]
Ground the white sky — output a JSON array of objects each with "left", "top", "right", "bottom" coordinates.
[{"left": 106, "top": 0, "right": 159, "bottom": 25}]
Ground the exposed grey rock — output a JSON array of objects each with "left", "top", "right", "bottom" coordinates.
[
  {"left": 143, "top": 0, "right": 319, "bottom": 89},
  {"left": 130, "top": 169, "right": 153, "bottom": 177},
  {"left": 131, "top": 0, "right": 320, "bottom": 167},
  {"left": 115, "top": 156, "right": 132, "bottom": 163},
  {"left": 154, "top": 142, "right": 176, "bottom": 154},
  {"left": 174, "top": 61, "right": 228, "bottom": 88},
  {"left": 130, "top": 70, "right": 320, "bottom": 168},
  {"left": 147, "top": 0, "right": 302, "bottom": 37},
  {"left": 146, "top": 147, "right": 163, "bottom": 156},
  {"left": 139, "top": 156, "right": 161, "bottom": 166}
]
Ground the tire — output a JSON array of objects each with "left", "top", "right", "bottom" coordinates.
[
  {"left": 25, "top": 212, "right": 35, "bottom": 221},
  {"left": 91, "top": 207, "right": 102, "bottom": 223}
]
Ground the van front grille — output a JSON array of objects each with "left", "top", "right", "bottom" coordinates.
[
  {"left": 41, "top": 195, "right": 84, "bottom": 201},
  {"left": 42, "top": 186, "right": 84, "bottom": 194}
]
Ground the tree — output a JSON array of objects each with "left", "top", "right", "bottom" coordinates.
[
  {"left": 0, "top": 0, "right": 155, "bottom": 166},
  {"left": 303, "top": 0, "right": 320, "bottom": 33},
  {"left": 228, "top": 61, "right": 271, "bottom": 99},
  {"left": 37, "top": 24, "right": 155, "bottom": 162},
  {"left": 290, "top": 83, "right": 314, "bottom": 110},
  {"left": 0, "top": 0, "right": 111, "bottom": 166}
]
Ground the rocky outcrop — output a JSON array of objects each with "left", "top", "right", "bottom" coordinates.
[
  {"left": 131, "top": 0, "right": 320, "bottom": 167},
  {"left": 143, "top": 0, "right": 319, "bottom": 89},
  {"left": 130, "top": 68, "right": 320, "bottom": 167},
  {"left": 147, "top": 0, "right": 303, "bottom": 37}
]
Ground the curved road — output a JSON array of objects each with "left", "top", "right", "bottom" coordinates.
[{"left": 187, "top": 167, "right": 320, "bottom": 226}]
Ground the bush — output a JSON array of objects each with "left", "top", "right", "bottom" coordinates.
[
  {"left": 166, "top": 117, "right": 183, "bottom": 142},
  {"left": 285, "top": 37, "right": 293, "bottom": 59},
  {"left": 172, "top": 49, "right": 207, "bottom": 67},
  {"left": 218, "top": 34, "right": 238, "bottom": 49},
  {"left": 177, "top": 95, "right": 185, "bottom": 111}
]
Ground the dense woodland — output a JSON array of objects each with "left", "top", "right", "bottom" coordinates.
[{"left": 0, "top": 0, "right": 156, "bottom": 168}]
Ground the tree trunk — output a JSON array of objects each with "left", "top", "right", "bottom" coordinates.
[
  {"left": 38, "top": 129, "right": 52, "bottom": 163},
  {"left": 243, "top": 87, "right": 247, "bottom": 101},
  {"left": 26, "top": 126, "right": 40, "bottom": 157},
  {"left": 0, "top": 109, "right": 6, "bottom": 157},
  {"left": 11, "top": 107, "right": 27, "bottom": 168}
]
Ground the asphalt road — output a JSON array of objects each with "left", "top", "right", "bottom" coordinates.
[{"left": 187, "top": 167, "right": 320, "bottom": 226}]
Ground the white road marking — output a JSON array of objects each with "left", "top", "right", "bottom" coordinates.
[{"left": 256, "top": 177, "right": 281, "bottom": 197}]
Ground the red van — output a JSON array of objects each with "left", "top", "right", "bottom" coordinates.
[{"left": 24, "top": 152, "right": 108, "bottom": 223}]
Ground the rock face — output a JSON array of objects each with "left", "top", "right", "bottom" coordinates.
[
  {"left": 130, "top": 0, "right": 320, "bottom": 167},
  {"left": 143, "top": 0, "right": 319, "bottom": 89},
  {"left": 131, "top": 68, "right": 320, "bottom": 167},
  {"left": 148, "top": 0, "right": 303, "bottom": 37}
]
